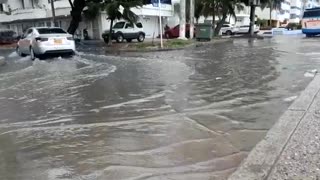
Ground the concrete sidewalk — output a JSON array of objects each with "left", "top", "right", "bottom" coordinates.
[{"left": 229, "top": 74, "right": 320, "bottom": 180}]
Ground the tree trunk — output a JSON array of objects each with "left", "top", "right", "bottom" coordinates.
[
  {"left": 67, "top": 0, "right": 86, "bottom": 35},
  {"left": 269, "top": 1, "right": 272, "bottom": 27},
  {"left": 108, "top": 19, "right": 114, "bottom": 45},
  {"left": 214, "top": 12, "right": 227, "bottom": 35},
  {"left": 212, "top": 0, "right": 216, "bottom": 36},
  {"left": 179, "top": 0, "right": 186, "bottom": 39},
  {"left": 249, "top": 4, "right": 256, "bottom": 36}
]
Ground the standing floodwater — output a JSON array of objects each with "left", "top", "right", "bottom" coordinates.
[{"left": 0, "top": 36, "right": 320, "bottom": 180}]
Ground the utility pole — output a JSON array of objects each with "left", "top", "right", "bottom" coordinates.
[
  {"left": 158, "top": 0, "right": 163, "bottom": 48},
  {"left": 50, "top": 0, "right": 56, "bottom": 27},
  {"left": 249, "top": 2, "right": 256, "bottom": 36},
  {"left": 189, "top": 0, "right": 195, "bottom": 39},
  {"left": 179, "top": 0, "right": 186, "bottom": 39}
]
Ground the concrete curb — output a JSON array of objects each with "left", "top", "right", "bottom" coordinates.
[{"left": 228, "top": 74, "right": 320, "bottom": 180}]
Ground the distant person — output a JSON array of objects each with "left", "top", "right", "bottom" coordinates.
[
  {"left": 83, "top": 28, "right": 89, "bottom": 40},
  {"left": 164, "top": 24, "right": 170, "bottom": 31}
]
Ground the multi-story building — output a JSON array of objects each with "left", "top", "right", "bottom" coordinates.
[
  {"left": 0, "top": 0, "right": 73, "bottom": 34},
  {"left": 304, "top": 0, "right": 320, "bottom": 9},
  {"left": 0, "top": 0, "right": 174, "bottom": 39},
  {"left": 278, "top": 0, "right": 291, "bottom": 23},
  {"left": 290, "top": 0, "right": 302, "bottom": 23},
  {"left": 256, "top": 0, "right": 320, "bottom": 26}
]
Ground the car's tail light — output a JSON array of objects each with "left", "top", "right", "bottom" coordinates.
[
  {"left": 35, "top": 37, "right": 48, "bottom": 42},
  {"left": 67, "top": 37, "right": 74, "bottom": 40}
]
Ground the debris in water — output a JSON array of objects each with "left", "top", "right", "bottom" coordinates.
[
  {"left": 304, "top": 72, "right": 316, "bottom": 78},
  {"left": 309, "top": 69, "right": 318, "bottom": 73},
  {"left": 216, "top": 77, "right": 222, "bottom": 80},
  {"left": 284, "top": 96, "right": 298, "bottom": 102}
]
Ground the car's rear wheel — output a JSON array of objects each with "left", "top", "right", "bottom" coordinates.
[
  {"left": 30, "top": 47, "right": 36, "bottom": 61},
  {"left": 126, "top": 39, "right": 132, "bottom": 42},
  {"left": 226, "top": 30, "right": 232, "bottom": 36},
  {"left": 137, "top": 33, "right": 145, "bottom": 42},
  {"left": 16, "top": 46, "right": 26, "bottom": 57},
  {"left": 116, "top": 34, "right": 124, "bottom": 43},
  {"left": 103, "top": 37, "right": 109, "bottom": 43}
]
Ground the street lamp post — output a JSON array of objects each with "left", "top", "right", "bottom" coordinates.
[{"left": 50, "top": 0, "right": 56, "bottom": 27}]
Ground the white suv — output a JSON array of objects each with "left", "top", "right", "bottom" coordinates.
[
  {"left": 16, "top": 27, "right": 75, "bottom": 60},
  {"left": 102, "top": 21, "right": 146, "bottom": 43},
  {"left": 220, "top": 24, "right": 239, "bottom": 35}
]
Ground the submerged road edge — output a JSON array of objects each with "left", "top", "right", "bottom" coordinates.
[{"left": 229, "top": 74, "right": 320, "bottom": 180}]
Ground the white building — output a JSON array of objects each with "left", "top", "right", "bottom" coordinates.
[
  {"left": 256, "top": 0, "right": 320, "bottom": 26},
  {"left": 0, "top": 0, "right": 72, "bottom": 34},
  {"left": 278, "top": 0, "right": 291, "bottom": 22},
  {"left": 0, "top": 0, "right": 175, "bottom": 39},
  {"left": 289, "top": 0, "right": 302, "bottom": 23},
  {"left": 305, "top": 0, "right": 320, "bottom": 9}
]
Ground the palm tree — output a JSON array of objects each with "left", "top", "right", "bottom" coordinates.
[
  {"left": 214, "top": 0, "right": 243, "bottom": 35},
  {"left": 259, "top": 0, "right": 283, "bottom": 27},
  {"left": 102, "top": 0, "right": 143, "bottom": 45},
  {"left": 67, "top": 0, "right": 145, "bottom": 36}
]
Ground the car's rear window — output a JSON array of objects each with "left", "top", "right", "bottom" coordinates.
[
  {"left": 136, "top": 23, "right": 143, "bottom": 28},
  {"left": 37, "top": 28, "right": 66, "bottom": 34}
]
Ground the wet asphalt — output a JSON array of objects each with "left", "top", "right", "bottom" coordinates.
[{"left": 0, "top": 36, "right": 320, "bottom": 180}]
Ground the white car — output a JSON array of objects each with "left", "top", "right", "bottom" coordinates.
[
  {"left": 221, "top": 24, "right": 239, "bottom": 35},
  {"left": 102, "top": 22, "right": 145, "bottom": 43},
  {"left": 236, "top": 25, "right": 260, "bottom": 34},
  {"left": 16, "top": 27, "right": 75, "bottom": 60}
]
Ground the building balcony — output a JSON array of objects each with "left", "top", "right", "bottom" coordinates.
[{"left": 0, "top": 8, "right": 47, "bottom": 23}]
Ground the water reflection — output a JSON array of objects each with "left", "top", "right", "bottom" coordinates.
[{"left": 0, "top": 36, "right": 319, "bottom": 179}]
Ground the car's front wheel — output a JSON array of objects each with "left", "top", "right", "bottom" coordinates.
[
  {"left": 116, "top": 33, "right": 124, "bottom": 43},
  {"left": 137, "top": 33, "right": 145, "bottom": 42},
  {"left": 16, "top": 46, "right": 26, "bottom": 57}
]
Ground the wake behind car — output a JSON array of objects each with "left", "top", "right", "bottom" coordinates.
[
  {"left": 102, "top": 21, "right": 145, "bottom": 43},
  {"left": 16, "top": 27, "right": 75, "bottom": 60}
]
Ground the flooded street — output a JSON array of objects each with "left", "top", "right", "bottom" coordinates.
[{"left": 0, "top": 36, "right": 320, "bottom": 180}]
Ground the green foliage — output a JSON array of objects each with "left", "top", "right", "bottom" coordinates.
[
  {"left": 256, "top": 18, "right": 269, "bottom": 27},
  {"left": 101, "top": 0, "right": 144, "bottom": 22},
  {"left": 83, "top": 1, "right": 101, "bottom": 20}
]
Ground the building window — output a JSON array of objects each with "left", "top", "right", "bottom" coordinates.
[
  {"left": 38, "top": 22, "right": 45, "bottom": 27},
  {"left": 290, "top": 14, "right": 299, "bottom": 19},
  {"left": 291, "top": 6, "right": 301, "bottom": 10}
]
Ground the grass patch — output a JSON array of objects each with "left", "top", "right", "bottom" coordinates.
[{"left": 127, "top": 39, "right": 192, "bottom": 50}]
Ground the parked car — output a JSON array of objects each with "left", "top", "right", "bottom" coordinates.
[
  {"left": 0, "top": 29, "right": 18, "bottom": 44},
  {"left": 102, "top": 21, "right": 145, "bottom": 43},
  {"left": 236, "top": 25, "right": 260, "bottom": 34},
  {"left": 220, "top": 24, "right": 239, "bottom": 35},
  {"left": 16, "top": 27, "right": 75, "bottom": 60},
  {"left": 164, "top": 24, "right": 195, "bottom": 39}
]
